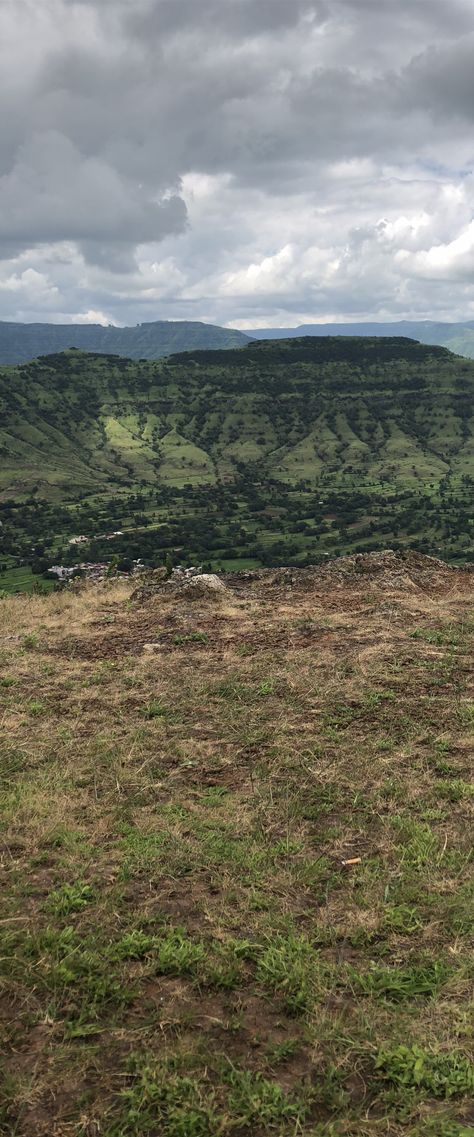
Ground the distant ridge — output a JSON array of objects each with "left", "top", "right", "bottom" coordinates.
[
  {"left": 248, "top": 319, "right": 474, "bottom": 359},
  {"left": 0, "top": 319, "right": 250, "bottom": 365}
]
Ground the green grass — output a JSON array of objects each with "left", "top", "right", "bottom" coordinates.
[{"left": 1, "top": 569, "right": 473, "bottom": 1135}]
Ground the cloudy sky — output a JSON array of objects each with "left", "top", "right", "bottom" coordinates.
[{"left": 2, "top": 0, "right": 474, "bottom": 328}]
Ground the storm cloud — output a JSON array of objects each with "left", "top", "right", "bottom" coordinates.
[{"left": 1, "top": 0, "right": 474, "bottom": 326}]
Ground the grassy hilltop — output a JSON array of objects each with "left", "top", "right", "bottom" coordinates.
[
  {"left": 1, "top": 553, "right": 473, "bottom": 1135},
  {"left": 1, "top": 335, "right": 474, "bottom": 587}
]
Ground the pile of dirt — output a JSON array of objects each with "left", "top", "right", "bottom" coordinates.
[
  {"left": 313, "top": 549, "right": 455, "bottom": 589},
  {"left": 225, "top": 549, "right": 458, "bottom": 596},
  {"left": 131, "top": 551, "right": 462, "bottom": 608}
]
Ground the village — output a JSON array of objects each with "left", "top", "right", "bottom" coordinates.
[{"left": 46, "top": 530, "right": 132, "bottom": 582}]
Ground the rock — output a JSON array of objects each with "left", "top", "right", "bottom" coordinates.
[
  {"left": 132, "top": 570, "right": 230, "bottom": 604},
  {"left": 178, "top": 573, "right": 228, "bottom": 599}
]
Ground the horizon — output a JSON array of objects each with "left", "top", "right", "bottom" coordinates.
[{"left": 3, "top": 314, "right": 474, "bottom": 333}]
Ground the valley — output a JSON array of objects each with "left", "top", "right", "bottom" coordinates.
[{"left": 1, "top": 336, "right": 474, "bottom": 591}]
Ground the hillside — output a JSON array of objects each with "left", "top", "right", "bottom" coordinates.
[
  {"left": 1, "top": 552, "right": 474, "bottom": 1136},
  {"left": 250, "top": 320, "right": 474, "bottom": 359},
  {"left": 2, "top": 335, "right": 474, "bottom": 499},
  {"left": 0, "top": 319, "right": 250, "bottom": 365},
  {"left": 1, "top": 334, "right": 474, "bottom": 586}
]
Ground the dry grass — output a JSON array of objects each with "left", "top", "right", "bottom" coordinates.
[{"left": 1, "top": 560, "right": 473, "bottom": 1136}]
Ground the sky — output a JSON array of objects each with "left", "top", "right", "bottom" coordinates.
[{"left": 2, "top": 0, "right": 474, "bottom": 329}]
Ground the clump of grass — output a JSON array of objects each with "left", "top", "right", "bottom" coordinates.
[
  {"left": 173, "top": 631, "right": 208, "bottom": 644},
  {"left": 27, "top": 699, "right": 46, "bottom": 716},
  {"left": 348, "top": 960, "right": 450, "bottom": 1002},
  {"left": 21, "top": 633, "right": 39, "bottom": 650},
  {"left": 256, "top": 933, "right": 324, "bottom": 1012},
  {"left": 111, "top": 930, "right": 156, "bottom": 960},
  {"left": 142, "top": 699, "right": 168, "bottom": 718},
  {"left": 152, "top": 927, "right": 206, "bottom": 976},
  {"left": 438, "top": 779, "right": 474, "bottom": 803},
  {"left": 115, "top": 1057, "right": 219, "bottom": 1137},
  {"left": 109, "top": 926, "right": 205, "bottom": 975},
  {"left": 392, "top": 818, "right": 440, "bottom": 868},
  {"left": 225, "top": 1065, "right": 310, "bottom": 1128}
]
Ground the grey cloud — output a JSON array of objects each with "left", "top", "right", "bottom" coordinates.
[
  {"left": 403, "top": 36, "right": 474, "bottom": 123},
  {"left": 124, "top": 0, "right": 325, "bottom": 40},
  {"left": 0, "top": 129, "right": 186, "bottom": 265},
  {"left": 1, "top": 0, "right": 474, "bottom": 319}
]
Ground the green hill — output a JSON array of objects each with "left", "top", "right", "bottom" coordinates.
[
  {"left": 0, "top": 319, "right": 250, "bottom": 365},
  {"left": 1, "top": 335, "right": 474, "bottom": 584},
  {"left": 249, "top": 319, "right": 474, "bottom": 359}
]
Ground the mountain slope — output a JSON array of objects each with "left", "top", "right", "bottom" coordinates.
[
  {"left": 249, "top": 320, "right": 474, "bottom": 359},
  {"left": 0, "top": 319, "right": 250, "bottom": 364},
  {"left": 1, "top": 335, "right": 473, "bottom": 499},
  {"left": 2, "top": 335, "right": 474, "bottom": 579}
]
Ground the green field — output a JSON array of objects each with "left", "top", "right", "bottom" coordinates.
[{"left": 0, "top": 565, "right": 56, "bottom": 594}]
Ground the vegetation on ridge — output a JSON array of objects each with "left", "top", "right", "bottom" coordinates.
[{"left": 249, "top": 319, "right": 474, "bottom": 360}]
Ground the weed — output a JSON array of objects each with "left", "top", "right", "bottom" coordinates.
[
  {"left": 46, "top": 882, "right": 94, "bottom": 916},
  {"left": 410, "top": 626, "right": 460, "bottom": 646},
  {"left": 383, "top": 904, "right": 423, "bottom": 935},
  {"left": 257, "top": 678, "right": 276, "bottom": 696},
  {"left": 265, "top": 1039, "right": 299, "bottom": 1064},
  {"left": 375, "top": 1045, "right": 474, "bottom": 1098}
]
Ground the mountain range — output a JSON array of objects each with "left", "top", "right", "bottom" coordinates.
[
  {"left": 0, "top": 319, "right": 250, "bottom": 365},
  {"left": 3, "top": 316, "right": 474, "bottom": 365}
]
